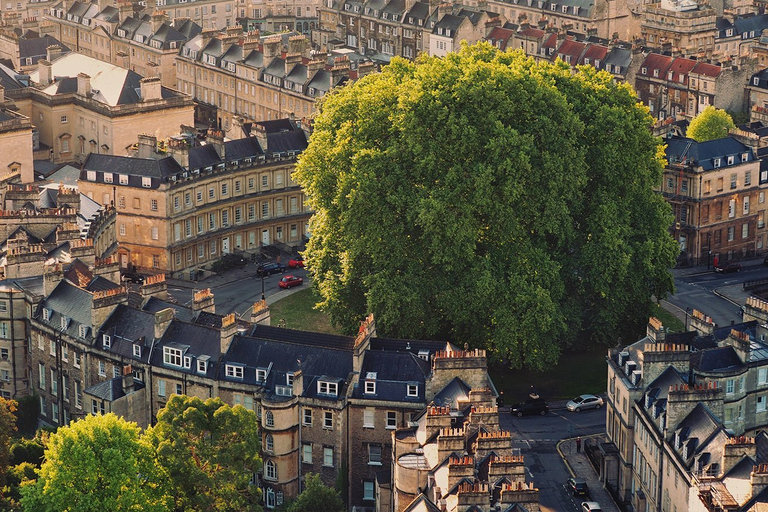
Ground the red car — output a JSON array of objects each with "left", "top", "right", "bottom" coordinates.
[
  {"left": 278, "top": 275, "right": 303, "bottom": 289},
  {"left": 288, "top": 256, "right": 305, "bottom": 268}
]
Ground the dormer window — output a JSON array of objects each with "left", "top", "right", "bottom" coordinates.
[
  {"left": 727, "top": 155, "right": 735, "bottom": 165},
  {"left": 755, "top": 77, "right": 760, "bottom": 86},
  {"left": 256, "top": 368, "right": 267, "bottom": 382},
  {"left": 407, "top": 384, "right": 419, "bottom": 397},
  {"left": 142, "top": 177, "right": 151, "bottom": 188},
  {"left": 43, "top": 308, "right": 51, "bottom": 321},
  {"left": 318, "top": 381, "right": 338, "bottom": 396},
  {"left": 714, "top": 158, "right": 721, "bottom": 168},
  {"left": 79, "top": 326, "right": 88, "bottom": 339},
  {"left": 287, "top": 373, "right": 294, "bottom": 386},
  {"left": 183, "top": 356, "right": 191, "bottom": 369},
  {"left": 197, "top": 359, "right": 207, "bottom": 374},
  {"left": 119, "top": 174, "right": 128, "bottom": 185},
  {"left": 103, "top": 334, "right": 111, "bottom": 348},
  {"left": 641, "top": 67, "right": 647, "bottom": 75},
  {"left": 742, "top": 152, "right": 749, "bottom": 162},
  {"left": 365, "top": 381, "right": 376, "bottom": 394},
  {"left": 226, "top": 364, "right": 244, "bottom": 379},
  {"left": 133, "top": 344, "right": 141, "bottom": 358},
  {"left": 60, "top": 317, "right": 69, "bottom": 330},
  {"left": 653, "top": 69, "right": 659, "bottom": 77},
  {"left": 163, "top": 346, "right": 182, "bottom": 367}
]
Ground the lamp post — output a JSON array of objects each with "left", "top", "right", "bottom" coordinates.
[{"left": 707, "top": 232, "right": 712, "bottom": 269}]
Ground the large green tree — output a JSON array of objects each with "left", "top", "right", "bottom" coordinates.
[
  {"left": 20, "top": 413, "right": 168, "bottom": 512},
  {"left": 285, "top": 474, "right": 344, "bottom": 512},
  {"left": 687, "top": 105, "right": 736, "bottom": 141},
  {"left": 145, "top": 395, "right": 262, "bottom": 512},
  {"left": 294, "top": 43, "right": 677, "bottom": 369}
]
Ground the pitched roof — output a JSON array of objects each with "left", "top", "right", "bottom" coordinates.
[
  {"left": 81, "top": 154, "right": 184, "bottom": 187},
  {"left": 665, "top": 136, "right": 754, "bottom": 171},
  {"left": 18, "top": 35, "right": 69, "bottom": 62}
]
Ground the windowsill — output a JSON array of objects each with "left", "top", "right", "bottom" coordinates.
[
  {"left": 368, "top": 462, "right": 382, "bottom": 466},
  {"left": 363, "top": 424, "right": 375, "bottom": 429},
  {"left": 386, "top": 426, "right": 396, "bottom": 430},
  {"left": 323, "top": 426, "right": 333, "bottom": 430}
]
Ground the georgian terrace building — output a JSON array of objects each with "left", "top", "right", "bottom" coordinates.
[{"left": 77, "top": 119, "right": 311, "bottom": 276}]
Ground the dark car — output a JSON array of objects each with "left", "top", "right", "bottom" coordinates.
[
  {"left": 510, "top": 398, "right": 549, "bottom": 417},
  {"left": 256, "top": 262, "right": 285, "bottom": 277},
  {"left": 567, "top": 477, "right": 589, "bottom": 498},
  {"left": 121, "top": 272, "right": 144, "bottom": 284},
  {"left": 714, "top": 261, "right": 742, "bottom": 273},
  {"left": 278, "top": 275, "right": 304, "bottom": 289},
  {"left": 288, "top": 256, "right": 305, "bottom": 268}
]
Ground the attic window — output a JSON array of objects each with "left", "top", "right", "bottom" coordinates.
[
  {"left": 43, "top": 308, "right": 51, "bottom": 321},
  {"left": 417, "top": 350, "right": 430, "bottom": 361},
  {"left": 714, "top": 158, "right": 721, "bottom": 168},
  {"left": 119, "top": 174, "right": 128, "bottom": 185},
  {"left": 653, "top": 69, "right": 659, "bottom": 78},
  {"left": 102, "top": 334, "right": 111, "bottom": 348},
  {"left": 755, "top": 77, "right": 761, "bottom": 86},
  {"left": 256, "top": 368, "right": 267, "bottom": 382},
  {"left": 226, "top": 364, "right": 244, "bottom": 379},
  {"left": 641, "top": 67, "right": 647, "bottom": 75},
  {"left": 318, "top": 381, "right": 338, "bottom": 396},
  {"left": 163, "top": 346, "right": 182, "bottom": 367},
  {"left": 727, "top": 155, "right": 735, "bottom": 165},
  {"left": 743, "top": 152, "right": 749, "bottom": 162},
  {"left": 86, "top": 170, "right": 96, "bottom": 181},
  {"left": 60, "top": 316, "right": 69, "bottom": 330},
  {"left": 197, "top": 359, "right": 207, "bottom": 374},
  {"left": 79, "top": 326, "right": 88, "bottom": 339},
  {"left": 133, "top": 344, "right": 141, "bottom": 358},
  {"left": 104, "top": 173, "right": 113, "bottom": 183},
  {"left": 407, "top": 384, "right": 418, "bottom": 397},
  {"left": 365, "top": 381, "right": 376, "bottom": 394},
  {"left": 142, "top": 177, "right": 152, "bottom": 188},
  {"left": 286, "top": 373, "right": 294, "bottom": 386}
]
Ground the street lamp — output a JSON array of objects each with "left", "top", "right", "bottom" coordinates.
[{"left": 707, "top": 232, "right": 712, "bottom": 269}]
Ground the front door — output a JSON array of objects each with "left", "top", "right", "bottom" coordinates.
[
  {"left": 262, "top": 229, "right": 270, "bottom": 246},
  {"left": 222, "top": 238, "right": 230, "bottom": 254},
  {"left": 120, "top": 253, "right": 128, "bottom": 269}
]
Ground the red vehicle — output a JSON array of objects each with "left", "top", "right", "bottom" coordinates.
[
  {"left": 278, "top": 275, "right": 303, "bottom": 289},
  {"left": 288, "top": 256, "right": 305, "bottom": 268}
]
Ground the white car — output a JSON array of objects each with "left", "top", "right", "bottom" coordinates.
[
  {"left": 581, "top": 502, "right": 602, "bottom": 512},
  {"left": 566, "top": 394, "right": 604, "bottom": 412}
]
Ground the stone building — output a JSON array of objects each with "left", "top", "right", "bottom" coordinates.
[
  {"left": 77, "top": 119, "right": 311, "bottom": 275},
  {"left": 0, "top": 86, "right": 33, "bottom": 183},
  {"left": 641, "top": 0, "right": 718, "bottom": 59},
  {"left": 2, "top": 50, "right": 194, "bottom": 164},
  {"left": 603, "top": 316, "right": 768, "bottom": 511}
]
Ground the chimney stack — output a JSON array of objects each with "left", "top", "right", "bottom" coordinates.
[
  {"left": 140, "top": 76, "right": 162, "bottom": 101},
  {"left": 38, "top": 59, "right": 52, "bottom": 86},
  {"left": 77, "top": 73, "right": 91, "bottom": 97},
  {"left": 46, "top": 44, "right": 62, "bottom": 62}
]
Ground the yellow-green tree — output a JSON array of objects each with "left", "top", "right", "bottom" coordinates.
[
  {"left": 146, "top": 395, "right": 262, "bottom": 512},
  {"left": 20, "top": 414, "right": 169, "bottom": 512},
  {"left": 294, "top": 43, "right": 678, "bottom": 369},
  {"left": 687, "top": 106, "right": 736, "bottom": 141}
]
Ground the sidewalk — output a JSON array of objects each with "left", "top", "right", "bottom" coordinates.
[{"left": 558, "top": 435, "right": 619, "bottom": 512}]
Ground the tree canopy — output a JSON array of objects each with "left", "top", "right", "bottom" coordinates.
[
  {"left": 145, "top": 395, "right": 262, "bottom": 512},
  {"left": 285, "top": 473, "right": 344, "bottom": 512},
  {"left": 20, "top": 413, "right": 167, "bottom": 512},
  {"left": 687, "top": 106, "right": 736, "bottom": 141},
  {"left": 294, "top": 43, "right": 678, "bottom": 369}
]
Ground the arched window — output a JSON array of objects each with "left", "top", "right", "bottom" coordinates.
[
  {"left": 266, "top": 410, "right": 274, "bottom": 427},
  {"left": 265, "top": 459, "right": 277, "bottom": 480},
  {"left": 265, "top": 487, "right": 275, "bottom": 508},
  {"left": 265, "top": 433, "right": 274, "bottom": 452}
]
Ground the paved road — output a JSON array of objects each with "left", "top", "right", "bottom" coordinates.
[
  {"left": 166, "top": 264, "right": 309, "bottom": 316},
  {"left": 500, "top": 406, "right": 606, "bottom": 511}
]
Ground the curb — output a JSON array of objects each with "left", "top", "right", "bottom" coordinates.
[{"left": 556, "top": 433, "right": 603, "bottom": 479}]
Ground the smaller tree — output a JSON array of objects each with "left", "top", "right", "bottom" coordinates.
[
  {"left": 286, "top": 474, "right": 344, "bottom": 512},
  {"left": 146, "top": 395, "right": 262, "bottom": 512},
  {"left": 687, "top": 106, "right": 736, "bottom": 141},
  {"left": 0, "top": 398, "right": 17, "bottom": 487},
  {"left": 20, "top": 413, "right": 168, "bottom": 512}
]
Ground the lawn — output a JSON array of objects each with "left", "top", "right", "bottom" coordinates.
[
  {"left": 269, "top": 288, "right": 340, "bottom": 334},
  {"left": 269, "top": 290, "right": 686, "bottom": 402}
]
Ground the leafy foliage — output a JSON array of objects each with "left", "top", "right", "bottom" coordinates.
[
  {"left": 285, "top": 474, "right": 344, "bottom": 512},
  {"left": 687, "top": 106, "right": 736, "bottom": 141},
  {"left": 294, "top": 43, "right": 677, "bottom": 369},
  {"left": 145, "top": 395, "right": 262, "bottom": 512},
  {"left": 0, "top": 398, "right": 17, "bottom": 486},
  {"left": 20, "top": 413, "right": 168, "bottom": 512}
]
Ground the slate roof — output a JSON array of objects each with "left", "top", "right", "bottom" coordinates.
[
  {"left": 404, "top": 2, "right": 431, "bottom": 25},
  {"left": 37, "top": 280, "right": 96, "bottom": 339},
  {"left": 668, "top": 57, "right": 697, "bottom": 85},
  {"left": 85, "top": 376, "right": 145, "bottom": 401},
  {"left": 353, "top": 351, "right": 430, "bottom": 401},
  {"left": 222, "top": 332, "right": 353, "bottom": 398},
  {"left": 673, "top": 403, "right": 728, "bottom": 471},
  {"left": 81, "top": 154, "right": 184, "bottom": 188},
  {"left": 150, "top": 319, "right": 222, "bottom": 378},
  {"left": 750, "top": 67, "right": 768, "bottom": 89},
  {"left": 691, "top": 346, "right": 743, "bottom": 372},
  {"left": 97, "top": 304, "right": 156, "bottom": 362},
  {"left": 18, "top": 35, "right": 69, "bottom": 63},
  {"left": 639, "top": 53, "right": 674, "bottom": 78},
  {"left": 604, "top": 47, "right": 632, "bottom": 75},
  {"left": 142, "top": 296, "right": 195, "bottom": 323},
  {"left": 0, "top": 62, "right": 26, "bottom": 90},
  {"left": 665, "top": 136, "right": 754, "bottom": 171},
  {"left": 432, "top": 376, "right": 471, "bottom": 409}
]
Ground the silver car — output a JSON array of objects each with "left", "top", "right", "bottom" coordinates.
[{"left": 566, "top": 394, "right": 604, "bottom": 412}]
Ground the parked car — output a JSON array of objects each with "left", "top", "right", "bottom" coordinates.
[
  {"left": 278, "top": 275, "right": 303, "bottom": 289},
  {"left": 288, "top": 256, "right": 305, "bottom": 268},
  {"left": 581, "top": 502, "right": 602, "bottom": 512},
  {"left": 121, "top": 272, "right": 144, "bottom": 284},
  {"left": 509, "top": 398, "right": 549, "bottom": 417},
  {"left": 567, "top": 477, "right": 589, "bottom": 498},
  {"left": 714, "top": 261, "right": 742, "bottom": 273},
  {"left": 256, "top": 262, "right": 285, "bottom": 277},
  {"left": 566, "top": 394, "right": 604, "bottom": 412}
]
